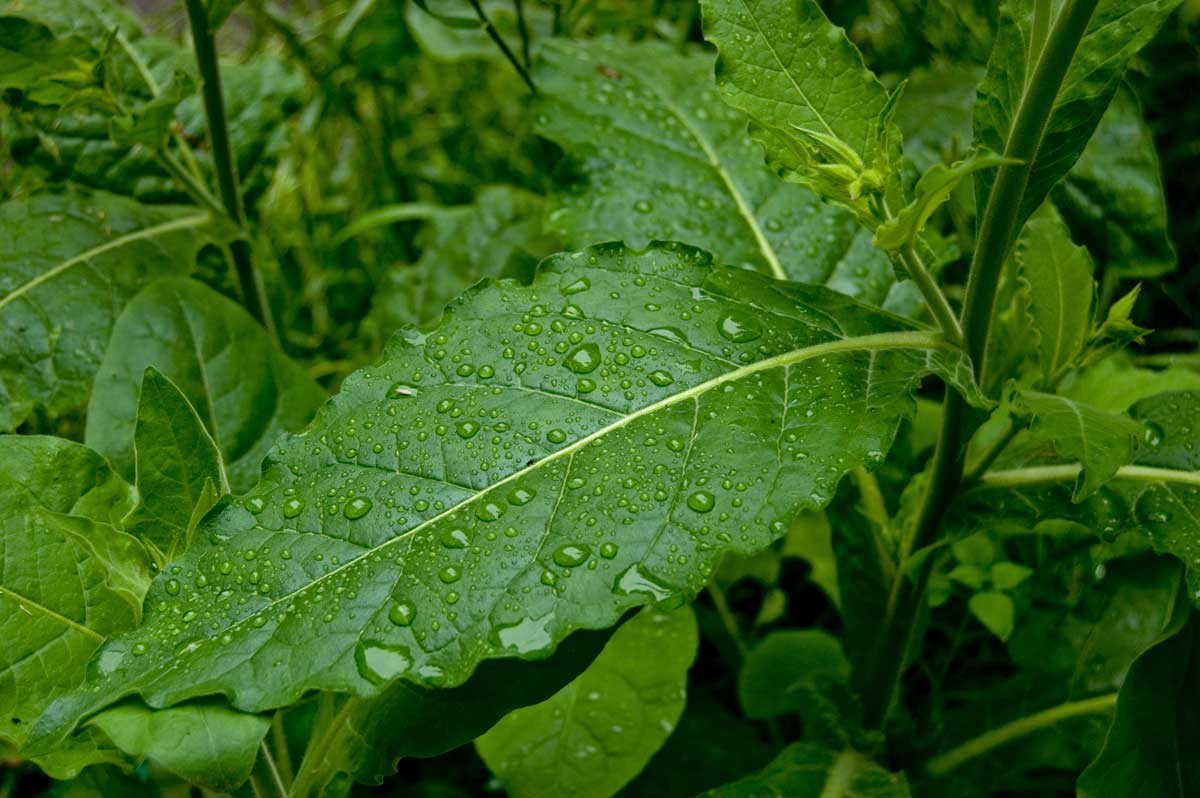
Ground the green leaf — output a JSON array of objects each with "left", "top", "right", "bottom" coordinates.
[
  {"left": 362, "top": 187, "right": 559, "bottom": 335},
  {"left": 0, "top": 435, "right": 149, "bottom": 776},
  {"left": 1077, "top": 609, "right": 1200, "bottom": 797},
  {"left": 892, "top": 65, "right": 982, "bottom": 173},
  {"left": 408, "top": 0, "right": 553, "bottom": 63},
  {"left": 124, "top": 367, "right": 226, "bottom": 562},
  {"left": 874, "top": 150, "right": 1012, "bottom": 251},
  {"left": 1017, "top": 216, "right": 1096, "bottom": 384},
  {"left": 86, "top": 701, "right": 269, "bottom": 792},
  {"left": 1061, "top": 354, "right": 1200, "bottom": 413},
  {"left": 1011, "top": 390, "right": 1143, "bottom": 500},
  {"left": 969, "top": 590, "right": 1016, "bottom": 640},
  {"left": 0, "top": 18, "right": 99, "bottom": 105},
  {"left": 695, "top": 743, "right": 909, "bottom": 798},
  {"left": 955, "top": 390, "right": 1200, "bottom": 600},
  {"left": 207, "top": 0, "right": 242, "bottom": 28},
  {"left": 287, "top": 625, "right": 618, "bottom": 796},
  {"left": 476, "top": 607, "right": 697, "bottom": 798},
  {"left": 533, "top": 38, "right": 910, "bottom": 312},
  {"left": 1055, "top": 86, "right": 1176, "bottom": 279},
  {"left": 86, "top": 277, "right": 325, "bottom": 494},
  {"left": 972, "top": 0, "right": 1184, "bottom": 232},
  {"left": 31, "top": 241, "right": 979, "bottom": 747},
  {"left": 990, "top": 561, "right": 1033, "bottom": 590},
  {"left": 0, "top": 188, "right": 219, "bottom": 431},
  {"left": 737, "top": 629, "right": 850, "bottom": 720}
]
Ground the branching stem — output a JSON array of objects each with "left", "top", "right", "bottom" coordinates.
[{"left": 467, "top": 0, "right": 537, "bottom": 93}]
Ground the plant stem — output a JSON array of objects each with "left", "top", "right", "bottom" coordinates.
[
  {"left": 259, "top": 741, "right": 289, "bottom": 798},
  {"left": 514, "top": 0, "right": 532, "bottom": 69},
  {"left": 962, "top": 416, "right": 1025, "bottom": 484},
  {"left": 155, "top": 149, "right": 224, "bottom": 216},
  {"left": 182, "top": 0, "right": 278, "bottom": 341},
  {"left": 858, "top": 0, "right": 1101, "bottom": 730},
  {"left": 466, "top": 0, "right": 537, "bottom": 93},
  {"left": 897, "top": 246, "right": 962, "bottom": 345},
  {"left": 925, "top": 693, "right": 1117, "bottom": 776},
  {"left": 706, "top": 582, "right": 747, "bottom": 659}
]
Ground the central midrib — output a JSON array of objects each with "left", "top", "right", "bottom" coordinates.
[{"left": 107, "top": 329, "right": 949, "bottom": 679}]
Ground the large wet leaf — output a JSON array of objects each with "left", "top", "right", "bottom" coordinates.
[
  {"left": 972, "top": 0, "right": 1182, "bottom": 232},
  {"left": 31, "top": 242, "right": 977, "bottom": 745},
  {"left": 0, "top": 435, "right": 149, "bottom": 774},
  {"left": 0, "top": 189, "right": 219, "bottom": 431},
  {"left": 476, "top": 606, "right": 697, "bottom": 798},
  {"left": 533, "top": 38, "right": 910, "bottom": 312},
  {"left": 86, "top": 277, "right": 325, "bottom": 494}
]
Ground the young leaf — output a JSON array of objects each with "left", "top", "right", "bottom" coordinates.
[
  {"left": 1054, "top": 86, "right": 1176, "bottom": 279},
  {"left": 1017, "top": 216, "right": 1096, "bottom": 384},
  {"left": 85, "top": 701, "right": 269, "bottom": 792},
  {"left": 124, "top": 367, "right": 227, "bottom": 562},
  {"left": 0, "top": 189, "right": 219, "bottom": 431},
  {"left": 0, "top": 18, "right": 98, "bottom": 105},
  {"left": 533, "top": 38, "right": 903, "bottom": 309},
  {"left": 86, "top": 278, "right": 325, "bottom": 494},
  {"left": 31, "top": 242, "right": 979, "bottom": 745},
  {"left": 1061, "top": 354, "right": 1200, "bottom": 412},
  {"left": 1011, "top": 390, "right": 1143, "bottom": 500},
  {"left": 1077, "top": 609, "right": 1200, "bottom": 797},
  {"left": 968, "top": 590, "right": 1016, "bottom": 640},
  {"left": 0, "top": 436, "right": 149, "bottom": 775},
  {"left": 873, "top": 149, "right": 1012, "bottom": 251},
  {"left": 476, "top": 607, "right": 697, "bottom": 798},
  {"left": 696, "top": 743, "right": 909, "bottom": 797},
  {"left": 737, "top": 629, "right": 850, "bottom": 720},
  {"left": 972, "top": 0, "right": 1184, "bottom": 232}
]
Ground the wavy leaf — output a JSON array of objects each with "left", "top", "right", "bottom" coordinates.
[
  {"left": 533, "top": 38, "right": 911, "bottom": 312},
  {"left": 696, "top": 742, "right": 909, "bottom": 797},
  {"left": 31, "top": 241, "right": 978, "bottom": 747},
  {"left": 476, "top": 606, "right": 697, "bottom": 798},
  {"left": 0, "top": 189, "right": 220, "bottom": 431},
  {"left": 86, "top": 277, "right": 325, "bottom": 494}
]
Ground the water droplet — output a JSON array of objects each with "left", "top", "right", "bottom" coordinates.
[
  {"left": 648, "top": 369, "right": 674, "bottom": 386},
  {"left": 717, "top": 309, "right": 764, "bottom": 343},
  {"left": 599, "top": 542, "right": 619, "bottom": 559},
  {"left": 282, "top": 497, "right": 305, "bottom": 518},
  {"left": 508, "top": 487, "right": 536, "bottom": 505},
  {"left": 613, "top": 563, "right": 674, "bottom": 601},
  {"left": 1144, "top": 420, "right": 1165, "bottom": 448},
  {"left": 547, "top": 429, "right": 568, "bottom": 444},
  {"left": 388, "top": 383, "right": 416, "bottom": 398},
  {"left": 562, "top": 277, "right": 591, "bottom": 295},
  {"left": 388, "top": 601, "right": 417, "bottom": 626},
  {"left": 477, "top": 500, "right": 506, "bottom": 521},
  {"left": 439, "top": 565, "right": 462, "bottom": 583},
  {"left": 131, "top": 643, "right": 147, "bottom": 656},
  {"left": 553, "top": 543, "right": 591, "bottom": 567},
  {"left": 565, "top": 342, "right": 602, "bottom": 374},
  {"left": 496, "top": 614, "right": 554, "bottom": 654},
  {"left": 687, "top": 490, "right": 715, "bottom": 513},
  {"left": 345, "top": 497, "right": 373, "bottom": 520},
  {"left": 456, "top": 420, "right": 480, "bottom": 439},
  {"left": 244, "top": 496, "right": 266, "bottom": 514},
  {"left": 355, "top": 640, "right": 411, "bottom": 684},
  {"left": 440, "top": 528, "right": 471, "bottom": 549},
  {"left": 164, "top": 578, "right": 181, "bottom": 596},
  {"left": 633, "top": 199, "right": 653, "bottom": 213}
]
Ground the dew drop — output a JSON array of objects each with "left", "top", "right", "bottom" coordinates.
[
  {"left": 388, "top": 601, "right": 417, "bottom": 626},
  {"left": 282, "top": 497, "right": 305, "bottom": 518},
  {"left": 687, "top": 490, "right": 716, "bottom": 513},
  {"left": 553, "top": 543, "right": 591, "bottom": 567},
  {"left": 717, "top": 310, "right": 764, "bottom": 343},
  {"left": 345, "top": 497, "right": 373, "bottom": 520},
  {"left": 355, "top": 640, "right": 411, "bottom": 684},
  {"left": 565, "top": 342, "right": 602, "bottom": 374}
]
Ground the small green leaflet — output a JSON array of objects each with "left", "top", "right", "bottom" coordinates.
[
  {"left": 696, "top": 743, "right": 909, "bottom": 797},
  {"left": 737, "top": 629, "right": 849, "bottom": 720},
  {"left": 86, "top": 278, "right": 325, "bottom": 494},
  {"left": 476, "top": 607, "right": 697, "bottom": 798},
  {"left": 124, "top": 368, "right": 227, "bottom": 563},
  {"left": 0, "top": 189, "right": 219, "bottom": 431},
  {"left": 972, "top": 0, "right": 1184, "bottom": 232},
  {"left": 533, "top": 38, "right": 908, "bottom": 312},
  {"left": 30, "top": 242, "right": 978, "bottom": 746},
  {"left": 1017, "top": 216, "right": 1096, "bottom": 385}
]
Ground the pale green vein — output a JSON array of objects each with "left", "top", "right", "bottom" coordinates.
[
  {"left": 0, "top": 213, "right": 212, "bottom": 312},
  {"left": 0, "top": 585, "right": 104, "bottom": 643}
]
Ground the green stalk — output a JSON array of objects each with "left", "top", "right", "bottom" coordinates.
[
  {"left": 897, "top": 245, "right": 963, "bottom": 345},
  {"left": 182, "top": 0, "right": 278, "bottom": 341},
  {"left": 466, "top": 0, "right": 537, "bottom": 93},
  {"left": 858, "top": 0, "right": 1101, "bottom": 730},
  {"left": 925, "top": 693, "right": 1117, "bottom": 776}
]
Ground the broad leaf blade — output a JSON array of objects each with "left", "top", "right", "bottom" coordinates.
[
  {"left": 533, "top": 38, "right": 909, "bottom": 311},
  {"left": 0, "top": 189, "right": 219, "bottom": 431},
  {"left": 972, "top": 0, "right": 1183, "bottom": 231},
  {"left": 125, "top": 367, "right": 226, "bottom": 561},
  {"left": 476, "top": 606, "right": 698, "bottom": 798},
  {"left": 0, "top": 436, "right": 149, "bottom": 775},
  {"left": 696, "top": 742, "right": 909, "bottom": 797},
  {"left": 32, "top": 242, "right": 977, "bottom": 745},
  {"left": 86, "top": 278, "right": 325, "bottom": 494}
]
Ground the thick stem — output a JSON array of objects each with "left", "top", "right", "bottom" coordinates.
[
  {"left": 897, "top": 246, "right": 962, "bottom": 346},
  {"left": 182, "top": 0, "right": 277, "bottom": 340},
  {"left": 858, "top": 0, "right": 1101, "bottom": 730},
  {"left": 925, "top": 693, "right": 1117, "bottom": 776}
]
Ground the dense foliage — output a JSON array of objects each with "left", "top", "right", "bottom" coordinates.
[{"left": 2, "top": 0, "right": 1199, "bottom": 795}]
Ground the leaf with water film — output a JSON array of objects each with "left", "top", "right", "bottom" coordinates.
[
  {"left": 476, "top": 607, "right": 697, "bottom": 798},
  {"left": 0, "top": 435, "right": 150, "bottom": 775},
  {"left": 533, "top": 38, "right": 910, "bottom": 312},
  {"left": 953, "top": 390, "right": 1200, "bottom": 599},
  {"left": 0, "top": 189, "right": 220, "bottom": 432},
  {"left": 696, "top": 743, "right": 909, "bottom": 797},
  {"left": 972, "top": 0, "right": 1183, "bottom": 232},
  {"left": 86, "top": 278, "right": 325, "bottom": 494},
  {"left": 30, "top": 242, "right": 978, "bottom": 746}
]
